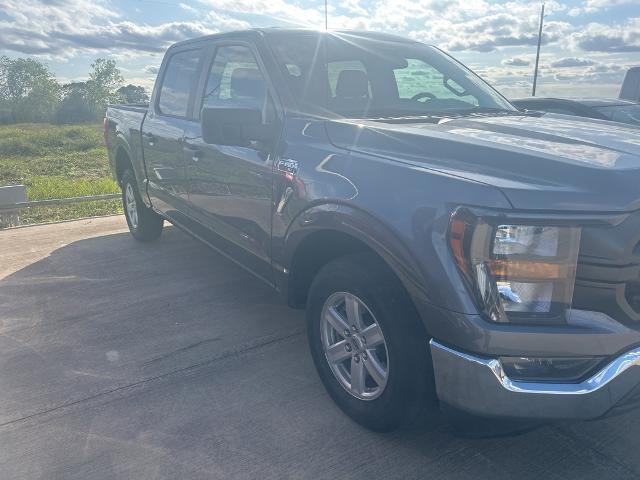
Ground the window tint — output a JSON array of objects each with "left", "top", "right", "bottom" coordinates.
[
  {"left": 267, "top": 32, "right": 512, "bottom": 118},
  {"left": 393, "top": 59, "right": 478, "bottom": 105},
  {"left": 158, "top": 49, "right": 202, "bottom": 117},
  {"left": 202, "top": 45, "right": 268, "bottom": 113},
  {"left": 328, "top": 61, "right": 371, "bottom": 98}
]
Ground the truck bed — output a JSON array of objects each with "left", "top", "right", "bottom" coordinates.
[{"left": 108, "top": 103, "right": 149, "bottom": 113}]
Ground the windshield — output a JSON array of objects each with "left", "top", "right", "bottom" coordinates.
[
  {"left": 595, "top": 104, "right": 640, "bottom": 126},
  {"left": 265, "top": 31, "right": 515, "bottom": 118}
]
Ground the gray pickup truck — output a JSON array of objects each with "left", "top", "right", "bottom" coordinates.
[{"left": 106, "top": 29, "right": 640, "bottom": 432}]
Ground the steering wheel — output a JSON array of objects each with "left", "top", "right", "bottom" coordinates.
[{"left": 411, "top": 92, "right": 437, "bottom": 102}]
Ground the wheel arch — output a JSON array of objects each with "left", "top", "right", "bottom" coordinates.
[
  {"left": 282, "top": 203, "right": 428, "bottom": 319},
  {"left": 114, "top": 145, "right": 133, "bottom": 185},
  {"left": 112, "top": 134, "right": 151, "bottom": 208}
]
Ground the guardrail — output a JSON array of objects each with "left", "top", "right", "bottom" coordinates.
[
  {"left": 0, "top": 185, "right": 120, "bottom": 227},
  {"left": 0, "top": 193, "right": 120, "bottom": 212}
]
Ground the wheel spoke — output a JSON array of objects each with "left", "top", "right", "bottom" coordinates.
[
  {"left": 344, "top": 294, "right": 363, "bottom": 330},
  {"left": 364, "top": 354, "right": 387, "bottom": 387},
  {"left": 125, "top": 183, "right": 139, "bottom": 229},
  {"left": 325, "top": 307, "right": 349, "bottom": 334},
  {"left": 325, "top": 340, "right": 351, "bottom": 364},
  {"left": 350, "top": 357, "right": 366, "bottom": 395},
  {"left": 361, "top": 323, "right": 384, "bottom": 348}
]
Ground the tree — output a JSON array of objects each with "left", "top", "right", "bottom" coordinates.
[
  {"left": 0, "top": 56, "right": 61, "bottom": 123},
  {"left": 55, "top": 82, "right": 94, "bottom": 124},
  {"left": 117, "top": 84, "right": 149, "bottom": 104},
  {"left": 85, "top": 58, "right": 125, "bottom": 117}
]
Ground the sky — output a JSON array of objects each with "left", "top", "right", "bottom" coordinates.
[{"left": 0, "top": 0, "right": 638, "bottom": 99}]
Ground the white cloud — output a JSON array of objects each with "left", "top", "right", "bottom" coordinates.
[
  {"left": 206, "top": 11, "right": 251, "bottom": 31},
  {"left": 407, "top": 1, "right": 570, "bottom": 53},
  {"left": 502, "top": 57, "right": 531, "bottom": 67},
  {"left": 199, "top": 0, "right": 324, "bottom": 27},
  {"left": 550, "top": 57, "right": 597, "bottom": 67},
  {"left": 179, "top": 3, "right": 199, "bottom": 14},
  {"left": 568, "top": 0, "right": 636, "bottom": 17},
  {"left": 569, "top": 18, "right": 640, "bottom": 52},
  {"left": 0, "top": 0, "right": 637, "bottom": 99},
  {"left": 0, "top": 0, "right": 237, "bottom": 57}
]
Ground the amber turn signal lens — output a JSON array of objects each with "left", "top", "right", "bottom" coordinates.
[{"left": 488, "top": 259, "right": 573, "bottom": 281}]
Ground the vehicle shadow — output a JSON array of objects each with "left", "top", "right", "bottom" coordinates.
[{"left": 0, "top": 226, "right": 302, "bottom": 418}]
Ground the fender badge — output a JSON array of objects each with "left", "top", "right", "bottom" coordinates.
[{"left": 277, "top": 158, "right": 299, "bottom": 176}]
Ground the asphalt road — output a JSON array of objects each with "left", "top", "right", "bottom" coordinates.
[{"left": 1, "top": 216, "right": 640, "bottom": 479}]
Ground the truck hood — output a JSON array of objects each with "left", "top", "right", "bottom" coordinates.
[{"left": 325, "top": 113, "right": 640, "bottom": 212}]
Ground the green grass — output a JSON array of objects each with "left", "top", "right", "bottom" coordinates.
[
  {"left": 0, "top": 123, "right": 121, "bottom": 227},
  {"left": 27, "top": 176, "right": 119, "bottom": 200}
]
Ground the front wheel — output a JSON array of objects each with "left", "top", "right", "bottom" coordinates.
[
  {"left": 121, "top": 169, "right": 164, "bottom": 242},
  {"left": 306, "top": 252, "right": 437, "bottom": 432}
]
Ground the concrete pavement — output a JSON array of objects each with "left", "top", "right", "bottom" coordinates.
[{"left": 1, "top": 216, "right": 639, "bottom": 479}]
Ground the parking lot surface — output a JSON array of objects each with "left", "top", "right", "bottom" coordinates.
[{"left": 1, "top": 216, "right": 640, "bottom": 479}]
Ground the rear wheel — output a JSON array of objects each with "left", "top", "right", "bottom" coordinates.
[
  {"left": 306, "top": 252, "right": 437, "bottom": 432},
  {"left": 121, "top": 169, "right": 163, "bottom": 242}
]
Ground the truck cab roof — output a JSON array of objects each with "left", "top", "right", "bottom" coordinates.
[{"left": 169, "top": 28, "right": 421, "bottom": 49}]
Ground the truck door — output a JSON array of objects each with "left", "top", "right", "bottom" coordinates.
[
  {"left": 142, "top": 46, "right": 204, "bottom": 216},
  {"left": 182, "top": 43, "right": 279, "bottom": 283}
]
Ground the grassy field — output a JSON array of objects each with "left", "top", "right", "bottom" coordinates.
[{"left": 0, "top": 123, "right": 121, "bottom": 227}]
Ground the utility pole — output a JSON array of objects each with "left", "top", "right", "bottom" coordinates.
[
  {"left": 325, "top": 0, "right": 328, "bottom": 29},
  {"left": 532, "top": 2, "right": 545, "bottom": 96}
]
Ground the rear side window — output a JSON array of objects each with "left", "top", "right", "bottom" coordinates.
[{"left": 158, "top": 49, "right": 203, "bottom": 117}]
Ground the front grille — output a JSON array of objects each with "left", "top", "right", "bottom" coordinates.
[
  {"left": 627, "top": 281, "right": 640, "bottom": 313},
  {"left": 573, "top": 216, "right": 640, "bottom": 325}
]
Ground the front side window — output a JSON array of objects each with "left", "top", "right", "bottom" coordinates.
[
  {"left": 158, "top": 49, "right": 202, "bottom": 117},
  {"left": 266, "top": 31, "right": 514, "bottom": 118},
  {"left": 202, "top": 45, "right": 269, "bottom": 113},
  {"left": 393, "top": 59, "right": 478, "bottom": 106}
]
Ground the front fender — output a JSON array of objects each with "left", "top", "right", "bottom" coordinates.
[{"left": 280, "top": 202, "right": 432, "bottom": 314}]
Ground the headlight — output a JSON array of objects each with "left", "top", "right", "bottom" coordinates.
[{"left": 449, "top": 209, "right": 581, "bottom": 324}]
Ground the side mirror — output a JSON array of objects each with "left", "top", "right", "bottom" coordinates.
[{"left": 201, "top": 107, "right": 273, "bottom": 147}]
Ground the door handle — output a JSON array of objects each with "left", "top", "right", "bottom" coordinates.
[
  {"left": 143, "top": 132, "right": 155, "bottom": 146},
  {"left": 184, "top": 146, "right": 202, "bottom": 162}
]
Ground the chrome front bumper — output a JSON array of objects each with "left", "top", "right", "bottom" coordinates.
[{"left": 430, "top": 340, "right": 640, "bottom": 420}]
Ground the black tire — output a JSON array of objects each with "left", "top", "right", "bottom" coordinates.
[
  {"left": 306, "top": 252, "right": 437, "bottom": 432},
  {"left": 121, "top": 169, "right": 164, "bottom": 242}
]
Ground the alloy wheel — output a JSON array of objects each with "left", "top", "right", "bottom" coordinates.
[
  {"left": 125, "top": 182, "right": 138, "bottom": 230},
  {"left": 320, "top": 292, "right": 389, "bottom": 400}
]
